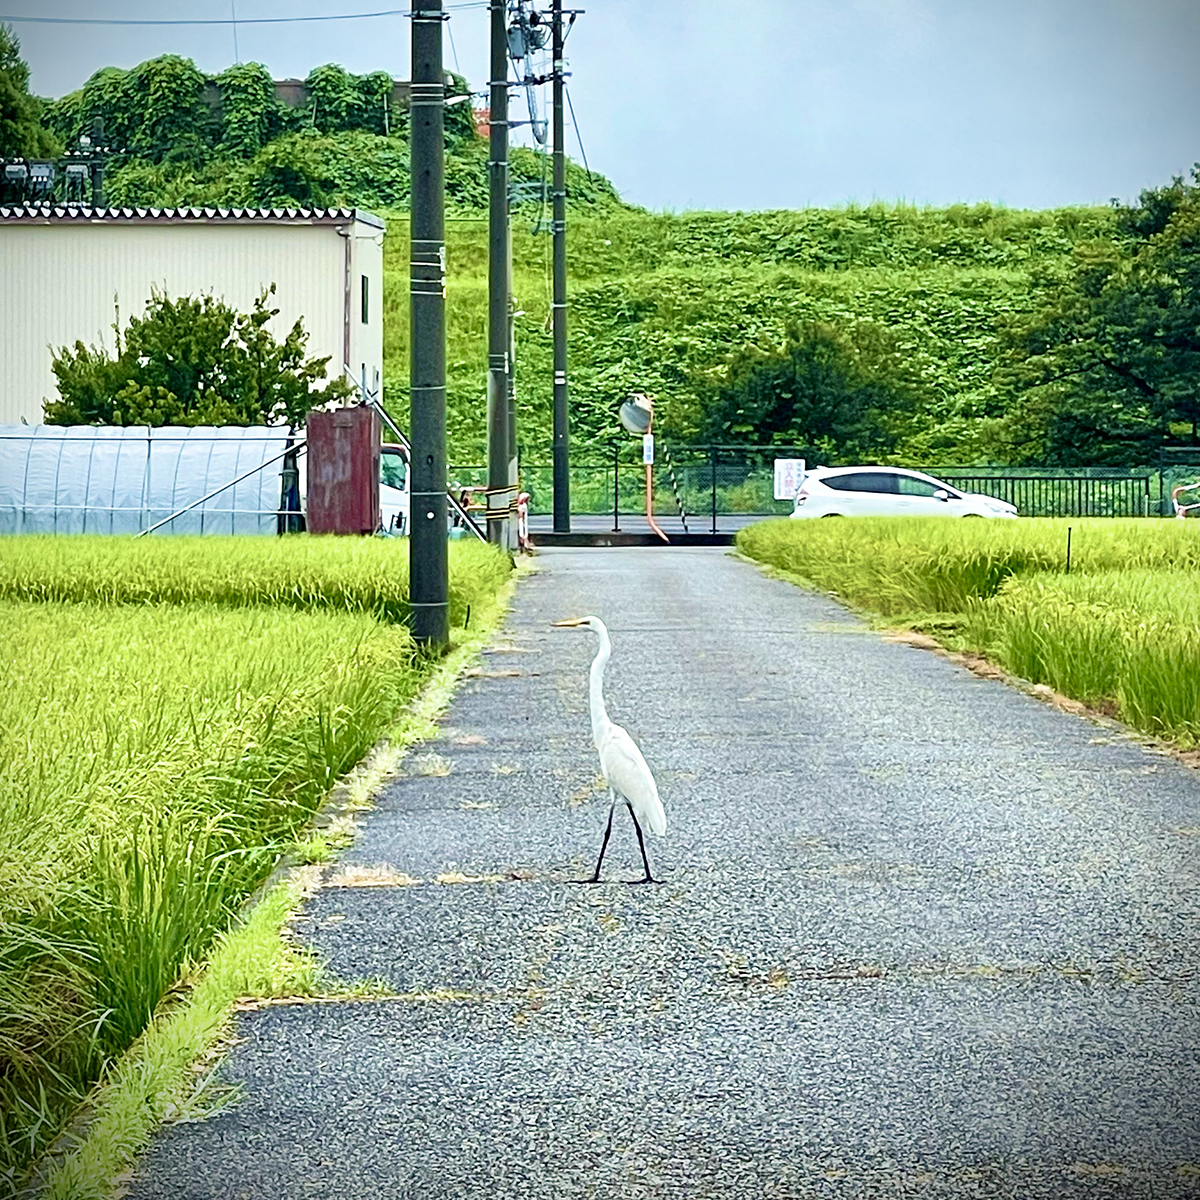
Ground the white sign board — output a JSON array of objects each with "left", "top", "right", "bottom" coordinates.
[
  {"left": 773, "top": 458, "right": 806, "bottom": 501},
  {"left": 642, "top": 434, "right": 655, "bottom": 465}
]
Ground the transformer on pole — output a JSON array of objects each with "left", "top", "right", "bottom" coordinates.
[{"left": 409, "top": 0, "right": 449, "bottom": 647}]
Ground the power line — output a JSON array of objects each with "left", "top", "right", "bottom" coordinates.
[
  {"left": 0, "top": 4, "right": 487, "bottom": 26},
  {"left": 564, "top": 81, "right": 590, "bottom": 179},
  {"left": 445, "top": 12, "right": 461, "bottom": 76}
]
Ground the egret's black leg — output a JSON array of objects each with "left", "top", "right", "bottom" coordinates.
[
  {"left": 627, "top": 804, "right": 657, "bottom": 884},
  {"left": 583, "top": 799, "right": 616, "bottom": 883}
]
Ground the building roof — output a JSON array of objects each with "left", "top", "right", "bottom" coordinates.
[{"left": 0, "top": 205, "right": 386, "bottom": 230}]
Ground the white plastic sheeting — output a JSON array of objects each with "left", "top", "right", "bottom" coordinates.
[{"left": 0, "top": 425, "right": 294, "bottom": 535}]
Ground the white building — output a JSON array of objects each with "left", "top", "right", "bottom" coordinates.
[{"left": 0, "top": 205, "right": 386, "bottom": 426}]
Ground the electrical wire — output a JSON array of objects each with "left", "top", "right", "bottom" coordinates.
[
  {"left": 445, "top": 13, "right": 462, "bottom": 77},
  {"left": 0, "top": 4, "right": 487, "bottom": 25},
  {"left": 564, "top": 81, "right": 590, "bottom": 180}
]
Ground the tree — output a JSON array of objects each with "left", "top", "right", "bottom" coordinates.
[
  {"left": 697, "top": 321, "right": 917, "bottom": 459},
  {"left": 45, "top": 287, "right": 352, "bottom": 427},
  {"left": 999, "top": 168, "right": 1200, "bottom": 464},
  {"left": 216, "top": 62, "right": 290, "bottom": 158},
  {"left": 0, "top": 25, "right": 59, "bottom": 158}
]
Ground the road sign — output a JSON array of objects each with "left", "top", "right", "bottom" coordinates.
[{"left": 773, "top": 458, "right": 806, "bottom": 500}]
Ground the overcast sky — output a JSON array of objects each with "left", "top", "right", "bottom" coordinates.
[{"left": 12, "top": 0, "right": 1200, "bottom": 211}]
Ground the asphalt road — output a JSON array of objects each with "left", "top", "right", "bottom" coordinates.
[{"left": 128, "top": 547, "right": 1200, "bottom": 1199}]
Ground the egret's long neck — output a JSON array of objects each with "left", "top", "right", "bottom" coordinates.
[{"left": 588, "top": 626, "right": 612, "bottom": 742}]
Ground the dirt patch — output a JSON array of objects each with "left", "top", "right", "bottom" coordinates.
[{"left": 324, "top": 866, "right": 422, "bottom": 889}]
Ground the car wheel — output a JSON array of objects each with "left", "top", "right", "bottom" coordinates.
[
  {"left": 961, "top": 513, "right": 983, "bottom": 519},
  {"left": 820, "top": 512, "right": 845, "bottom": 518}
]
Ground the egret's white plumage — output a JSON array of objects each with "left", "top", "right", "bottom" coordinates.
[{"left": 553, "top": 615, "right": 665, "bottom": 882}]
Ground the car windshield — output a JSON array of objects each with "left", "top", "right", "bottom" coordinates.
[
  {"left": 897, "top": 475, "right": 956, "bottom": 497},
  {"left": 380, "top": 453, "right": 407, "bottom": 490}
]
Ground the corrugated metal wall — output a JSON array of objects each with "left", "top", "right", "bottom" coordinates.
[{"left": 0, "top": 217, "right": 384, "bottom": 425}]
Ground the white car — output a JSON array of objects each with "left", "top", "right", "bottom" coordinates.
[{"left": 791, "top": 466, "right": 1018, "bottom": 519}]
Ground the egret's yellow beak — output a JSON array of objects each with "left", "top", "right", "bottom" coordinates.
[{"left": 552, "top": 617, "right": 588, "bottom": 627}]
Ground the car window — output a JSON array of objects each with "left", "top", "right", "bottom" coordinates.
[
  {"left": 897, "top": 475, "right": 945, "bottom": 497},
  {"left": 822, "top": 471, "right": 898, "bottom": 494},
  {"left": 380, "top": 452, "right": 407, "bottom": 490}
]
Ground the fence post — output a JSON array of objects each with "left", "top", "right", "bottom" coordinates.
[
  {"left": 612, "top": 441, "right": 620, "bottom": 532},
  {"left": 710, "top": 445, "right": 718, "bottom": 534}
]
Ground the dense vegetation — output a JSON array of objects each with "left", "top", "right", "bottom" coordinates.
[
  {"left": 0, "top": 536, "right": 511, "bottom": 1190},
  {"left": 13, "top": 40, "right": 1200, "bottom": 469},
  {"left": 39, "top": 52, "right": 619, "bottom": 214},
  {"left": 1000, "top": 174, "right": 1200, "bottom": 464},
  {"left": 0, "top": 26, "right": 58, "bottom": 159},
  {"left": 738, "top": 518, "right": 1200, "bottom": 744},
  {"left": 385, "top": 205, "right": 1126, "bottom": 466}
]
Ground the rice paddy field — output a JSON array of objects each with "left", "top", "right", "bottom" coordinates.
[
  {"left": 738, "top": 517, "right": 1200, "bottom": 745},
  {"left": 0, "top": 535, "right": 511, "bottom": 1189}
]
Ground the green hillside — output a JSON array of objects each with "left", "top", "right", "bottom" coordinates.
[
  {"left": 382, "top": 204, "right": 1118, "bottom": 465},
  {"left": 40, "top": 54, "right": 621, "bottom": 214},
  {"left": 10, "top": 43, "right": 1197, "bottom": 470}
]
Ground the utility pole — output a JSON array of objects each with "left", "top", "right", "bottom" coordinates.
[
  {"left": 409, "top": 0, "right": 448, "bottom": 647},
  {"left": 507, "top": 226, "right": 519, "bottom": 504},
  {"left": 486, "top": 0, "right": 513, "bottom": 548},
  {"left": 89, "top": 118, "right": 107, "bottom": 207},
  {"left": 551, "top": 0, "right": 570, "bottom": 532}
]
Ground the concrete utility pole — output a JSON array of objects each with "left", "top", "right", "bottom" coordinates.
[
  {"left": 486, "top": 0, "right": 514, "bottom": 548},
  {"left": 409, "top": 0, "right": 449, "bottom": 647},
  {"left": 551, "top": 0, "right": 570, "bottom": 532},
  {"left": 507, "top": 228, "right": 519, "bottom": 502}
]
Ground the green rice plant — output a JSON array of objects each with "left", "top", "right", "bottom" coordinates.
[
  {"left": 0, "top": 535, "right": 511, "bottom": 1186},
  {"left": 0, "top": 535, "right": 511, "bottom": 629},
  {"left": 0, "top": 599, "right": 429, "bottom": 1185},
  {"left": 964, "top": 581, "right": 1126, "bottom": 707},
  {"left": 737, "top": 517, "right": 1200, "bottom": 615},
  {"left": 965, "top": 573, "right": 1200, "bottom": 744}
]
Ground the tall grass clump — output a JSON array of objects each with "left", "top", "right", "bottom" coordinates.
[
  {"left": 965, "top": 573, "right": 1200, "bottom": 744},
  {"left": 0, "top": 535, "right": 511, "bottom": 1188},
  {"left": 738, "top": 516, "right": 1200, "bottom": 745}
]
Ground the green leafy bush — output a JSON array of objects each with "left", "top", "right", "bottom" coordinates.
[
  {"left": 696, "top": 320, "right": 918, "bottom": 459},
  {"left": 998, "top": 169, "right": 1200, "bottom": 464},
  {"left": 44, "top": 287, "right": 351, "bottom": 427},
  {"left": 0, "top": 24, "right": 60, "bottom": 158}
]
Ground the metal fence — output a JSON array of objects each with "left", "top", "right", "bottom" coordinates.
[
  {"left": 450, "top": 447, "right": 1200, "bottom": 528},
  {"left": 933, "top": 470, "right": 1153, "bottom": 518}
]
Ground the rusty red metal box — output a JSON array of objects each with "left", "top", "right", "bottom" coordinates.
[{"left": 306, "top": 406, "right": 380, "bottom": 535}]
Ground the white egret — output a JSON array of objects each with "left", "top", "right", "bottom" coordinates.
[{"left": 553, "top": 615, "right": 666, "bottom": 883}]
